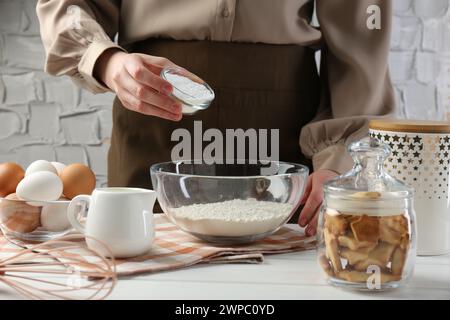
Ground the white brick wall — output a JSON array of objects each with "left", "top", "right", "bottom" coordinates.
[
  {"left": 391, "top": 0, "right": 450, "bottom": 120},
  {"left": 0, "top": 0, "right": 113, "bottom": 186},
  {"left": 0, "top": 0, "right": 449, "bottom": 184}
]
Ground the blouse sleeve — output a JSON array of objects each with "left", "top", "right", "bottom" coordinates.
[
  {"left": 36, "top": 0, "right": 124, "bottom": 93},
  {"left": 300, "top": 0, "right": 396, "bottom": 174}
]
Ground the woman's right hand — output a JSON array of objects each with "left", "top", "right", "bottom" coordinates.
[{"left": 95, "top": 49, "right": 183, "bottom": 121}]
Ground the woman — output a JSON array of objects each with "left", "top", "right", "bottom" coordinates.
[{"left": 37, "top": 0, "right": 395, "bottom": 236}]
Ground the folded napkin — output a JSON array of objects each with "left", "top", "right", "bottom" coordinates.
[{"left": 1, "top": 214, "right": 316, "bottom": 277}]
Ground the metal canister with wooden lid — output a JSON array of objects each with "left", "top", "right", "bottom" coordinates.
[{"left": 369, "top": 119, "right": 450, "bottom": 255}]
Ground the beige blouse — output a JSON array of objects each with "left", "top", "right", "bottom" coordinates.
[{"left": 36, "top": 0, "right": 395, "bottom": 174}]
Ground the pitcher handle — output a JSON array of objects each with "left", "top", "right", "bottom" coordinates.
[{"left": 67, "top": 195, "right": 91, "bottom": 234}]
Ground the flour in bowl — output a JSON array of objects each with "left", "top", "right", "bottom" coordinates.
[{"left": 170, "top": 198, "right": 293, "bottom": 237}]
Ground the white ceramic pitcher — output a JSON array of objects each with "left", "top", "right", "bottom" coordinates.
[{"left": 67, "top": 187, "right": 156, "bottom": 258}]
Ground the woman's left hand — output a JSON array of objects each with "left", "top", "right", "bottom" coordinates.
[{"left": 298, "top": 169, "right": 339, "bottom": 236}]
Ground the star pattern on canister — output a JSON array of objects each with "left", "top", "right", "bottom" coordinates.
[{"left": 369, "top": 131, "right": 450, "bottom": 200}]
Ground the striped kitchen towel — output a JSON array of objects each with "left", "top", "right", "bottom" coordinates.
[{"left": 2, "top": 214, "right": 316, "bottom": 277}]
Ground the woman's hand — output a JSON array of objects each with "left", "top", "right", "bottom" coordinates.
[
  {"left": 298, "top": 169, "right": 339, "bottom": 236},
  {"left": 95, "top": 49, "right": 183, "bottom": 121}
]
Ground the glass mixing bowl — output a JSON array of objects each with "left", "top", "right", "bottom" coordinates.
[
  {"left": 150, "top": 161, "right": 309, "bottom": 244},
  {"left": 0, "top": 197, "right": 72, "bottom": 241}
]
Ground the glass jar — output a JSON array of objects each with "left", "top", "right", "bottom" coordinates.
[{"left": 317, "top": 137, "right": 416, "bottom": 290}]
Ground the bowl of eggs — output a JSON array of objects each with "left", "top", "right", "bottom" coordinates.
[{"left": 0, "top": 160, "right": 96, "bottom": 241}]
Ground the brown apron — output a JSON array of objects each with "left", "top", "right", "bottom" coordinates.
[{"left": 108, "top": 39, "right": 320, "bottom": 219}]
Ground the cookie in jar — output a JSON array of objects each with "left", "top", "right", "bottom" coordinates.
[{"left": 317, "top": 137, "right": 416, "bottom": 290}]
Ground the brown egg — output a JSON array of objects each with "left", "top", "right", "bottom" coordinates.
[
  {"left": 0, "top": 162, "right": 25, "bottom": 198},
  {"left": 0, "top": 193, "right": 41, "bottom": 233},
  {"left": 60, "top": 163, "right": 96, "bottom": 199}
]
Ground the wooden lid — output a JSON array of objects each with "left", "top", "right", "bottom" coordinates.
[{"left": 369, "top": 119, "right": 450, "bottom": 133}]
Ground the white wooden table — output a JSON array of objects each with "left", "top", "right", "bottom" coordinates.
[
  {"left": 107, "top": 251, "right": 450, "bottom": 300},
  {"left": 0, "top": 225, "right": 449, "bottom": 300}
]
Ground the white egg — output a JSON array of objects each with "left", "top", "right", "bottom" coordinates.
[
  {"left": 41, "top": 201, "right": 71, "bottom": 232},
  {"left": 51, "top": 161, "right": 66, "bottom": 175},
  {"left": 16, "top": 171, "right": 63, "bottom": 201},
  {"left": 25, "top": 160, "right": 57, "bottom": 176}
]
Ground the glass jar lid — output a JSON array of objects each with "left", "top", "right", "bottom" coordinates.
[{"left": 324, "top": 137, "right": 414, "bottom": 215}]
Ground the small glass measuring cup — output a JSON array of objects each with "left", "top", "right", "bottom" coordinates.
[{"left": 161, "top": 67, "right": 215, "bottom": 115}]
